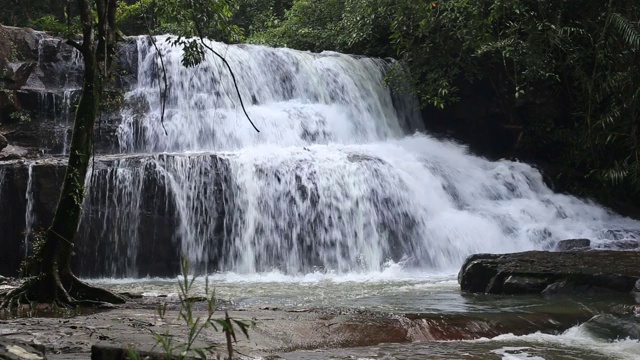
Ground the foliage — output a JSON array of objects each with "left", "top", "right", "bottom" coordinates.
[
  {"left": 9, "top": 109, "right": 32, "bottom": 124},
  {"left": 0, "top": 0, "right": 67, "bottom": 28},
  {"left": 29, "top": 15, "right": 82, "bottom": 38},
  {"left": 247, "top": 0, "right": 395, "bottom": 57}
]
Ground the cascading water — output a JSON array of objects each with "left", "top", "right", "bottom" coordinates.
[
  {"left": 23, "top": 163, "right": 35, "bottom": 257},
  {"left": 84, "top": 35, "right": 640, "bottom": 277},
  {"left": 117, "top": 36, "right": 420, "bottom": 152}
]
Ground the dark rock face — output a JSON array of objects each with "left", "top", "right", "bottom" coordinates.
[
  {"left": 0, "top": 159, "right": 65, "bottom": 275},
  {"left": 459, "top": 251, "right": 640, "bottom": 295},
  {"left": 0, "top": 133, "right": 7, "bottom": 150},
  {"left": 601, "top": 240, "right": 640, "bottom": 250},
  {"left": 556, "top": 238, "right": 591, "bottom": 251},
  {"left": 0, "top": 25, "right": 137, "bottom": 157},
  {"left": 0, "top": 154, "right": 228, "bottom": 278}
]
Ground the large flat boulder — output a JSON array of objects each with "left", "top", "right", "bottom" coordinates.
[{"left": 458, "top": 251, "right": 640, "bottom": 295}]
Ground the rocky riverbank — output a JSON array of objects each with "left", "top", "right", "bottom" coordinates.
[{"left": 1, "top": 288, "right": 636, "bottom": 360}]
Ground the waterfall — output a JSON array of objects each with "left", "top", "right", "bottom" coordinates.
[
  {"left": 58, "top": 90, "right": 76, "bottom": 155},
  {"left": 74, "top": 36, "right": 640, "bottom": 276},
  {"left": 117, "top": 36, "right": 421, "bottom": 152},
  {"left": 24, "top": 163, "right": 35, "bottom": 258}
]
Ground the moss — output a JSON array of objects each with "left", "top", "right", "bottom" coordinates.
[
  {"left": 100, "top": 89, "right": 124, "bottom": 112},
  {"left": 9, "top": 109, "right": 32, "bottom": 124}
]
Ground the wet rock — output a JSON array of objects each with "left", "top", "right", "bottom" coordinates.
[
  {"left": 556, "top": 238, "right": 590, "bottom": 251},
  {"left": 601, "top": 240, "right": 640, "bottom": 250},
  {"left": 0, "top": 145, "right": 31, "bottom": 161},
  {"left": 0, "top": 26, "right": 137, "bottom": 155},
  {"left": 0, "top": 154, "right": 226, "bottom": 277},
  {"left": 0, "top": 338, "right": 46, "bottom": 360},
  {"left": 0, "top": 90, "right": 19, "bottom": 122},
  {"left": 1, "top": 63, "right": 37, "bottom": 90},
  {"left": 582, "top": 314, "right": 640, "bottom": 341},
  {"left": 91, "top": 345, "right": 198, "bottom": 359},
  {"left": 459, "top": 251, "right": 640, "bottom": 295},
  {"left": 113, "top": 38, "right": 139, "bottom": 91},
  {"left": 0, "top": 133, "right": 7, "bottom": 151},
  {"left": 501, "top": 275, "right": 549, "bottom": 294},
  {"left": 118, "top": 292, "right": 144, "bottom": 299}
]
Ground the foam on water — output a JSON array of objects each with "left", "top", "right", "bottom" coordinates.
[
  {"left": 90, "top": 260, "right": 451, "bottom": 285},
  {"left": 475, "top": 321, "right": 640, "bottom": 360}
]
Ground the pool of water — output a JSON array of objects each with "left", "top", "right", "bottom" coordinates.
[
  {"left": 93, "top": 269, "right": 635, "bottom": 314},
  {"left": 91, "top": 269, "right": 640, "bottom": 359}
]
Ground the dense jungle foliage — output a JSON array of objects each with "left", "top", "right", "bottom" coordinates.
[{"left": 1, "top": 0, "right": 639, "bottom": 213}]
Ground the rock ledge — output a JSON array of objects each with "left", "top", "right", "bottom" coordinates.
[{"left": 458, "top": 250, "right": 640, "bottom": 295}]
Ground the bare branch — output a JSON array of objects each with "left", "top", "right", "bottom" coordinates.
[
  {"left": 183, "top": 0, "right": 259, "bottom": 133},
  {"left": 141, "top": 1, "right": 169, "bottom": 136},
  {"left": 198, "top": 38, "right": 260, "bottom": 133}
]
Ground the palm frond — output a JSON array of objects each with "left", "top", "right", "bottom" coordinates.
[{"left": 609, "top": 13, "right": 640, "bottom": 49}]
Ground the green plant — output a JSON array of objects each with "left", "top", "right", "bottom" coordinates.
[
  {"left": 10, "top": 109, "right": 32, "bottom": 125},
  {"left": 129, "top": 258, "right": 253, "bottom": 359}
]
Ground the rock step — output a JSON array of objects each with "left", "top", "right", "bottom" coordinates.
[{"left": 458, "top": 250, "right": 640, "bottom": 295}]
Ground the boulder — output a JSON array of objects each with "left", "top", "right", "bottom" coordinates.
[
  {"left": 556, "top": 238, "right": 591, "bottom": 251},
  {"left": 601, "top": 240, "right": 640, "bottom": 250},
  {"left": 459, "top": 251, "right": 640, "bottom": 295},
  {"left": 0, "top": 338, "right": 46, "bottom": 360}
]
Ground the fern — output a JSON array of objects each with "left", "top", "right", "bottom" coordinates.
[{"left": 610, "top": 13, "right": 640, "bottom": 49}]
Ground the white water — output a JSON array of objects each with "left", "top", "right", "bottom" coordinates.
[
  {"left": 118, "top": 36, "right": 420, "bottom": 152},
  {"left": 23, "top": 163, "right": 35, "bottom": 257},
  {"left": 95, "top": 36, "right": 640, "bottom": 277},
  {"left": 482, "top": 322, "right": 640, "bottom": 360},
  {"left": 281, "top": 329, "right": 640, "bottom": 360},
  {"left": 57, "top": 90, "right": 75, "bottom": 155}
]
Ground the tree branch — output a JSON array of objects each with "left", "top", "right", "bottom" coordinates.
[
  {"left": 141, "top": 2, "right": 169, "bottom": 136},
  {"left": 198, "top": 39, "right": 260, "bottom": 133},
  {"left": 183, "top": 0, "right": 259, "bottom": 133}
]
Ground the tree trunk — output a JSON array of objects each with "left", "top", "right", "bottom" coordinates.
[
  {"left": 1, "top": 0, "right": 124, "bottom": 307},
  {"left": 40, "top": 41, "right": 104, "bottom": 298}
]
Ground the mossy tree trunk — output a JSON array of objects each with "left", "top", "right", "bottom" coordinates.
[{"left": 1, "top": 0, "right": 124, "bottom": 307}]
